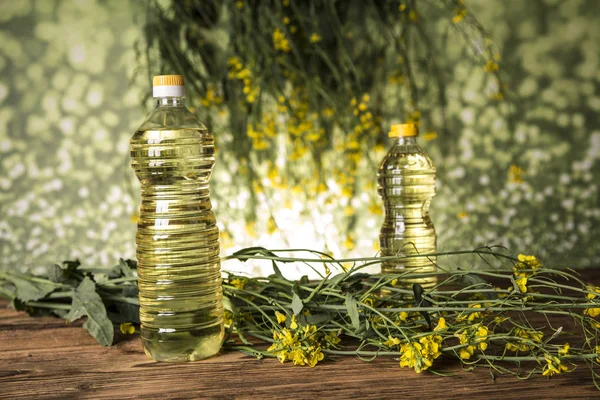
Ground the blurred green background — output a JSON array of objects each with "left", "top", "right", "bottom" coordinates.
[{"left": 0, "top": 0, "right": 598, "bottom": 276}]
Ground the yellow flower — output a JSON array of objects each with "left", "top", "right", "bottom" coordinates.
[
  {"left": 384, "top": 336, "right": 401, "bottom": 347},
  {"left": 324, "top": 331, "right": 341, "bottom": 346},
  {"left": 267, "top": 216, "right": 277, "bottom": 235},
  {"left": 419, "top": 334, "right": 442, "bottom": 362},
  {"left": 307, "top": 347, "right": 325, "bottom": 367},
  {"left": 398, "top": 335, "right": 442, "bottom": 373},
  {"left": 283, "top": 16, "right": 290, "bottom": 24},
  {"left": 515, "top": 276, "right": 528, "bottom": 293},
  {"left": 596, "top": 345, "right": 600, "bottom": 363},
  {"left": 542, "top": 354, "right": 569, "bottom": 376},
  {"left": 362, "top": 295, "right": 376, "bottom": 307},
  {"left": 459, "top": 347, "right": 474, "bottom": 360},
  {"left": 455, "top": 325, "right": 489, "bottom": 359},
  {"left": 388, "top": 72, "right": 405, "bottom": 84},
  {"left": 268, "top": 323, "right": 326, "bottom": 368},
  {"left": 223, "top": 309, "right": 234, "bottom": 327},
  {"left": 422, "top": 131, "right": 438, "bottom": 141},
  {"left": 506, "top": 328, "right": 543, "bottom": 352},
  {"left": 399, "top": 342, "right": 422, "bottom": 371},
  {"left": 455, "top": 329, "right": 475, "bottom": 360},
  {"left": 484, "top": 60, "right": 500, "bottom": 72},
  {"left": 274, "top": 349, "right": 288, "bottom": 363},
  {"left": 586, "top": 285, "right": 600, "bottom": 300},
  {"left": 289, "top": 348, "right": 305, "bottom": 365},
  {"left": 434, "top": 317, "right": 448, "bottom": 331},
  {"left": 343, "top": 235, "right": 355, "bottom": 250},
  {"left": 513, "top": 254, "right": 542, "bottom": 278},
  {"left": 230, "top": 277, "right": 248, "bottom": 290},
  {"left": 452, "top": 8, "right": 467, "bottom": 24},
  {"left": 290, "top": 314, "right": 298, "bottom": 330},
  {"left": 309, "top": 33, "right": 322, "bottom": 43},
  {"left": 456, "top": 303, "right": 483, "bottom": 322},
  {"left": 396, "top": 311, "right": 409, "bottom": 323},
  {"left": 275, "top": 311, "right": 287, "bottom": 324},
  {"left": 245, "top": 221, "right": 258, "bottom": 238},
  {"left": 302, "top": 324, "right": 317, "bottom": 336},
  {"left": 273, "top": 28, "right": 291, "bottom": 52},
  {"left": 558, "top": 343, "right": 570, "bottom": 356},
  {"left": 584, "top": 285, "right": 600, "bottom": 317},
  {"left": 321, "top": 108, "right": 335, "bottom": 118},
  {"left": 584, "top": 307, "right": 600, "bottom": 317},
  {"left": 475, "top": 326, "right": 489, "bottom": 351},
  {"left": 457, "top": 211, "right": 469, "bottom": 219},
  {"left": 236, "top": 0, "right": 244, "bottom": 9},
  {"left": 119, "top": 322, "right": 135, "bottom": 335},
  {"left": 508, "top": 164, "right": 524, "bottom": 183}
]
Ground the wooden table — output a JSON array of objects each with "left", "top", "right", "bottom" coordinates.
[{"left": 1, "top": 286, "right": 600, "bottom": 400}]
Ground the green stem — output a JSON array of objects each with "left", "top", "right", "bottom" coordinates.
[
  {"left": 223, "top": 249, "right": 518, "bottom": 264},
  {"left": 103, "top": 295, "right": 139, "bottom": 306},
  {"left": 25, "top": 302, "right": 72, "bottom": 310}
]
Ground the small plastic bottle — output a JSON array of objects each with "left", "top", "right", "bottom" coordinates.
[
  {"left": 377, "top": 123, "right": 437, "bottom": 288},
  {"left": 130, "top": 75, "right": 224, "bottom": 362}
]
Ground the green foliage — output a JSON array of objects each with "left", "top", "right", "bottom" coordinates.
[
  {"left": 0, "top": 271, "right": 60, "bottom": 303},
  {"left": 64, "top": 277, "right": 114, "bottom": 346},
  {"left": 2, "top": 248, "right": 600, "bottom": 387}
]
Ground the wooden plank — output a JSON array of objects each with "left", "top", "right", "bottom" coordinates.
[{"left": 1, "top": 334, "right": 598, "bottom": 400}]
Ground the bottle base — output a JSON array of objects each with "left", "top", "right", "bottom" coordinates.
[{"left": 141, "top": 326, "right": 224, "bottom": 362}]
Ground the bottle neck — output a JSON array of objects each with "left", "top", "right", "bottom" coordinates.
[
  {"left": 393, "top": 136, "right": 418, "bottom": 145},
  {"left": 157, "top": 97, "right": 185, "bottom": 107}
]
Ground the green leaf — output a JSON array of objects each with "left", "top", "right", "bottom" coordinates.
[
  {"left": 304, "top": 313, "right": 331, "bottom": 325},
  {"left": 329, "top": 272, "right": 347, "bottom": 286},
  {"left": 232, "top": 246, "right": 279, "bottom": 259},
  {"left": 271, "top": 261, "right": 284, "bottom": 280},
  {"left": 412, "top": 284, "right": 432, "bottom": 331},
  {"left": 457, "top": 272, "right": 497, "bottom": 299},
  {"left": 117, "top": 259, "right": 136, "bottom": 278},
  {"left": 116, "top": 303, "right": 140, "bottom": 324},
  {"left": 291, "top": 291, "right": 304, "bottom": 316},
  {"left": 64, "top": 277, "right": 114, "bottom": 346},
  {"left": 340, "top": 273, "right": 370, "bottom": 292},
  {"left": 345, "top": 293, "right": 360, "bottom": 331},
  {"left": 47, "top": 264, "right": 65, "bottom": 283},
  {"left": 48, "top": 260, "right": 81, "bottom": 284},
  {"left": 1, "top": 272, "right": 58, "bottom": 302}
]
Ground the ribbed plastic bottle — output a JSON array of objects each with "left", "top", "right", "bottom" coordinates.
[
  {"left": 377, "top": 123, "right": 437, "bottom": 288},
  {"left": 130, "top": 75, "right": 224, "bottom": 362}
]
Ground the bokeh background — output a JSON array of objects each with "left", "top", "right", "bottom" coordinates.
[{"left": 0, "top": 0, "right": 599, "bottom": 276}]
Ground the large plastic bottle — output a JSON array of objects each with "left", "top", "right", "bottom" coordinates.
[
  {"left": 130, "top": 75, "right": 224, "bottom": 362},
  {"left": 377, "top": 123, "right": 437, "bottom": 288}
]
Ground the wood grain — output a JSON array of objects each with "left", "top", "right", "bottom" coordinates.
[{"left": 2, "top": 271, "right": 600, "bottom": 399}]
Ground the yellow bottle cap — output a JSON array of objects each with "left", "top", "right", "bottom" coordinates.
[
  {"left": 153, "top": 75, "right": 184, "bottom": 86},
  {"left": 389, "top": 123, "right": 418, "bottom": 138}
]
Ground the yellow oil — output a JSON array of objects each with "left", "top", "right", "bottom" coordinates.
[
  {"left": 377, "top": 135, "right": 437, "bottom": 288},
  {"left": 130, "top": 127, "right": 224, "bottom": 362}
]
